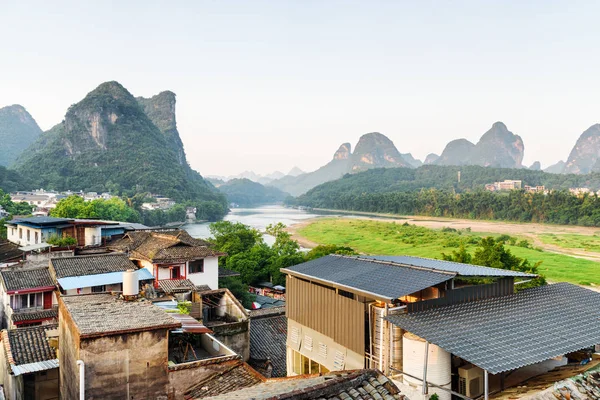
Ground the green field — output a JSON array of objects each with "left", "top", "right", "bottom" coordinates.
[
  {"left": 538, "top": 233, "right": 600, "bottom": 252},
  {"left": 296, "top": 218, "right": 600, "bottom": 286}
]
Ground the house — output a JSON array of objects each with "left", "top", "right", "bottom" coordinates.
[
  {"left": 193, "top": 369, "right": 404, "bottom": 400},
  {"left": 281, "top": 255, "right": 600, "bottom": 400},
  {"left": 4, "top": 217, "right": 73, "bottom": 247},
  {"left": 0, "top": 324, "right": 59, "bottom": 400},
  {"left": 0, "top": 240, "right": 23, "bottom": 268},
  {"left": 0, "top": 207, "right": 9, "bottom": 219},
  {"left": 248, "top": 306, "right": 287, "bottom": 378},
  {"left": 108, "top": 229, "right": 225, "bottom": 290},
  {"left": 0, "top": 262, "right": 57, "bottom": 329},
  {"left": 58, "top": 293, "right": 240, "bottom": 399},
  {"left": 49, "top": 253, "right": 154, "bottom": 295}
]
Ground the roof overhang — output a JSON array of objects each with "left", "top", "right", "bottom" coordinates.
[
  {"left": 11, "top": 359, "right": 59, "bottom": 376},
  {"left": 7, "top": 286, "right": 55, "bottom": 295},
  {"left": 19, "top": 243, "right": 51, "bottom": 252}
]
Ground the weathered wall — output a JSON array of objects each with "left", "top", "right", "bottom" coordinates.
[
  {"left": 58, "top": 302, "right": 81, "bottom": 400},
  {"left": 210, "top": 321, "right": 250, "bottom": 361},
  {"left": 79, "top": 330, "right": 170, "bottom": 399},
  {"left": 187, "top": 256, "right": 219, "bottom": 289},
  {"left": 34, "top": 368, "right": 59, "bottom": 400}
]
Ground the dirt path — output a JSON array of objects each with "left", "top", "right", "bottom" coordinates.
[{"left": 286, "top": 210, "right": 600, "bottom": 262}]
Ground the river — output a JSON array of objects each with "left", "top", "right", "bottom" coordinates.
[{"left": 183, "top": 205, "right": 337, "bottom": 245}]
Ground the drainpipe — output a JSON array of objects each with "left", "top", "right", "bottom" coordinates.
[
  {"left": 76, "top": 360, "right": 85, "bottom": 400},
  {"left": 422, "top": 341, "right": 429, "bottom": 395}
]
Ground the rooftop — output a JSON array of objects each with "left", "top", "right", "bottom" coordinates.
[
  {"left": 61, "top": 294, "right": 180, "bottom": 338},
  {"left": 282, "top": 254, "right": 455, "bottom": 301},
  {"left": 0, "top": 263, "right": 54, "bottom": 293},
  {"left": 386, "top": 283, "right": 600, "bottom": 374},
  {"left": 10, "top": 216, "right": 72, "bottom": 226},
  {"left": 249, "top": 307, "right": 287, "bottom": 378},
  {"left": 360, "top": 255, "right": 538, "bottom": 278},
  {"left": 57, "top": 268, "right": 154, "bottom": 291},
  {"left": 158, "top": 278, "right": 197, "bottom": 293},
  {"left": 0, "top": 240, "right": 23, "bottom": 263},
  {"left": 199, "top": 369, "right": 403, "bottom": 400},
  {"left": 184, "top": 360, "right": 265, "bottom": 399},
  {"left": 12, "top": 308, "right": 58, "bottom": 324},
  {"left": 50, "top": 253, "right": 136, "bottom": 279},
  {"left": 108, "top": 230, "right": 223, "bottom": 263},
  {"left": 218, "top": 267, "right": 240, "bottom": 278},
  {"left": 2, "top": 324, "right": 58, "bottom": 376}
]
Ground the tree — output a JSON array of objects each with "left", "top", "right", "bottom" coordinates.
[
  {"left": 209, "top": 221, "right": 262, "bottom": 265},
  {"left": 304, "top": 244, "right": 357, "bottom": 261}
]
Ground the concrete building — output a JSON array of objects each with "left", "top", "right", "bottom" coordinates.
[
  {"left": 4, "top": 217, "right": 73, "bottom": 247},
  {"left": 281, "top": 255, "right": 600, "bottom": 400},
  {"left": 108, "top": 229, "right": 224, "bottom": 290},
  {"left": 58, "top": 293, "right": 241, "bottom": 399},
  {"left": 0, "top": 262, "right": 57, "bottom": 329},
  {"left": 49, "top": 254, "right": 153, "bottom": 295},
  {"left": 0, "top": 324, "right": 59, "bottom": 400}
]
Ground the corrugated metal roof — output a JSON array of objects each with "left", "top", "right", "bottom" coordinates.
[
  {"left": 12, "top": 359, "right": 59, "bottom": 376},
  {"left": 386, "top": 283, "right": 600, "bottom": 374},
  {"left": 57, "top": 269, "right": 154, "bottom": 290},
  {"left": 360, "top": 255, "right": 537, "bottom": 278},
  {"left": 281, "top": 255, "right": 455, "bottom": 301},
  {"left": 170, "top": 313, "right": 212, "bottom": 334},
  {"left": 19, "top": 243, "right": 51, "bottom": 252}
]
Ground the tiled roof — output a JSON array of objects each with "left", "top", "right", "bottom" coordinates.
[
  {"left": 2, "top": 324, "right": 58, "bottom": 375},
  {"left": 184, "top": 360, "right": 265, "bottom": 399},
  {"left": 158, "top": 279, "right": 197, "bottom": 293},
  {"left": 200, "top": 369, "right": 403, "bottom": 400},
  {"left": 218, "top": 267, "right": 240, "bottom": 278},
  {"left": 12, "top": 308, "right": 58, "bottom": 323},
  {"left": 249, "top": 309, "right": 287, "bottom": 378},
  {"left": 61, "top": 294, "right": 180, "bottom": 338},
  {"left": 386, "top": 283, "right": 600, "bottom": 374},
  {"left": 0, "top": 264, "right": 54, "bottom": 292},
  {"left": 50, "top": 254, "right": 136, "bottom": 279},
  {"left": 361, "top": 255, "right": 538, "bottom": 278},
  {"left": 249, "top": 306, "right": 285, "bottom": 318},
  {"left": 108, "top": 230, "right": 223, "bottom": 263},
  {"left": 0, "top": 240, "right": 23, "bottom": 263},
  {"left": 254, "top": 295, "right": 285, "bottom": 309},
  {"left": 282, "top": 255, "right": 454, "bottom": 301}
]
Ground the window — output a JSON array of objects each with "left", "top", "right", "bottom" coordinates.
[
  {"left": 188, "top": 259, "right": 204, "bottom": 274},
  {"left": 91, "top": 285, "right": 105, "bottom": 293},
  {"left": 338, "top": 289, "right": 355, "bottom": 300},
  {"left": 171, "top": 267, "right": 181, "bottom": 279},
  {"left": 290, "top": 350, "right": 329, "bottom": 375},
  {"left": 34, "top": 232, "right": 39, "bottom": 244},
  {"left": 12, "top": 293, "right": 43, "bottom": 310},
  {"left": 19, "top": 228, "right": 22, "bottom": 239},
  {"left": 26, "top": 230, "right": 30, "bottom": 242}
]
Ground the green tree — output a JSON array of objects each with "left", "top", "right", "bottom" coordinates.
[
  {"left": 209, "top": 221, "right": 263, "bottom": 265},
  {"left": 304, "top": 244, "right": 357, "bottom": 261}
]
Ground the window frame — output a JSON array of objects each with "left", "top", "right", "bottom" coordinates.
[{"left": 188, "top": 259, "right": 204, "bottom": 274}]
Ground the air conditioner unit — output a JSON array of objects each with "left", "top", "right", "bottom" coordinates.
[{"left": 458, "top": 364, "right": 484, "bottom": 398}]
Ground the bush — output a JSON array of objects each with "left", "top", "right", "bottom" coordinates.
[{"left": 46, "top": 234, "right": 77, "bottom": 247}]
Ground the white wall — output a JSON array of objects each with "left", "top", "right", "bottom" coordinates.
[
  {"left": 186, "top": 257, "right": 218, "bottom": 290},
  {"left": 84, "top": 227, "right": 102, "bottom": 246},
  {"left": 8, "top": 226, "right": 43, "bottom": 246}
]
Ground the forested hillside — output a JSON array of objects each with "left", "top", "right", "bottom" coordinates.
[
  {"left": 217, "top": 178, "right": 289, "bottom": 206},
  {"left": 291, "top": 165, "right": 600, "bottom": 226}
]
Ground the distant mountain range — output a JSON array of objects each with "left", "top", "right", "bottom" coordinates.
[{"left": 3, "top": 94, "right": 600, "bottom": 200}]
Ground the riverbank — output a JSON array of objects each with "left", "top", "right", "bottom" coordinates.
[{"left": 288, "top": 217, "right": 600, "bottom": 286}]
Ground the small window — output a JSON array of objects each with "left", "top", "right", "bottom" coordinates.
[
  {"left": 35, "top": 232, "right": 39, "bottom": 244},
  {"left": 91, "top": 285, "right": 105, "bottom": 293},
  {"left": 19, "top": 228, "right": 22, "bottom": 239},
  {"left": 338, "top": 289, "right": 355, "bottom": 300},
  {"left": 27, "top": 230, "right": 30, "bottom": 242},
  {"left": 188, "top": 259, "right": 204, "bottom": 274}
]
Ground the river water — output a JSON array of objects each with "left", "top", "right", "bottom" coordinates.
[{"left": 183, "top": 205, "right": 339, "bottom": 245}]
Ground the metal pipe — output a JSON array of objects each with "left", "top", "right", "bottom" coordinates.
[
  {"left": 388, "top": 305, "right": 407, "bottom": 311},
  {"left": 368, "top": 303, "right": 374, "bottom": 368},
  {"left": 379, "top": 305, "right": 384, "bottom": 370},
  {"left": 484, "top": 369, "right": 489, "bottom": 400},
  {"left": 384, "top": 303, "right": 389, "bottom": 375},
  {"left": 76, "top": 360, "right": 85, "bottom": 400},
  {"left": 390, "top": 367, "right": 474, "bottom": 400},
  {"left": 422, "top": 341, "right": 429, "bottom": 395}
]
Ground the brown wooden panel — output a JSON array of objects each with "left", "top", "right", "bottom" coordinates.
[{"left": 286, "top": 276, "right": 364, "bottom": 355}]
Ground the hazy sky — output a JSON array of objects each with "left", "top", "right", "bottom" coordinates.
[{"left": 2, "top": 1, "right": 600, "bottom": 176}]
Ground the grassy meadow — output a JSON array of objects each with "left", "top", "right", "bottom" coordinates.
[{"left": 296, "top": 218, "right": 600, "bottom": 286}]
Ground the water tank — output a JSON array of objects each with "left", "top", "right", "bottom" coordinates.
[
  {"left": 123, "top": 269, "right": 139, "bottom": 296},
  {"left": 371, "top": 305, "right": 403, "bottom": 371},
  {"left": 403, "top": 332, "right": 451, "bottom": 400}
]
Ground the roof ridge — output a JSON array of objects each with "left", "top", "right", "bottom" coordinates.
[
  {"left": 339, "top": 254, "right": 457, "bottom": 276},
  {"left": 52, "top": 253, "right": 126, "bottom": 261}
]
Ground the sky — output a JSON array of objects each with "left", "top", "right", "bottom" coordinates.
[{"left": 1, "top": 1, "right": 600, "bottom": 176}]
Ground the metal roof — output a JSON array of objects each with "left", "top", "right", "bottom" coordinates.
[
  {"left": 12, "top": 359, "right": 59, "bottom": 376},
  {"left": 12, "top": 216, "right": 72, "bottom": 226},
  {"left": 281, "top": 255, "right": 455, "bottom": 301},
  {"left": 19, "top": 243, "right": 51, "bottom": 252},
  {"left": 360, "top": 255, "right": 537, "bottom": 278},
  {"left": 386, "top": 283, "right": 600, "bottom": 374},
  {"left": 57, "top": 268, "right": 154, "bottom": 290}
]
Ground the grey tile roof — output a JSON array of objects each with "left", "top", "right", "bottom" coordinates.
[
  {"left": 218, "top": 267, "right": 240, "bottom": 278},
  {"left": 253, "top": 295, "right": 285, "bottom": 309},
  {"left": 200, "top": 369, "right": 403, "bottom": 400},
  {"left": 13, "top": 216, "right": 72, "bottom": 225},
  {"left": 0, "top": 240, "right": 23, "bottom": 263},
  {"left": 50, "top": 254, "right": 136, "bottom": 279},
  {"left": 361, "top": 255, "right": 538, "bottom": 278},
  {"left": 0, "top": 264, "right": 54, "bottom": 292},
  {"left": 2, "top": 324, "right": 57, "bottom": 366},
  {"left": 12, "top": 308, "right": 58, "bottom": 323},
  {"left": 61, "top": 294, "right": 180, "bottom": 338},
  {"left": 158, "top": 279, "right": 197, "bottom": 293},
  {"left": 386, "top": 282, "right": 600, "bottom": 374},
  {"left": 184, "top": 360, "right": 265, "bottom": 399},
  {"left": 282, "top": 255, "right": 455, "bottom": 301},
  {"left": 249, "top": 309, "right": 287, "bottom": 377}
]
